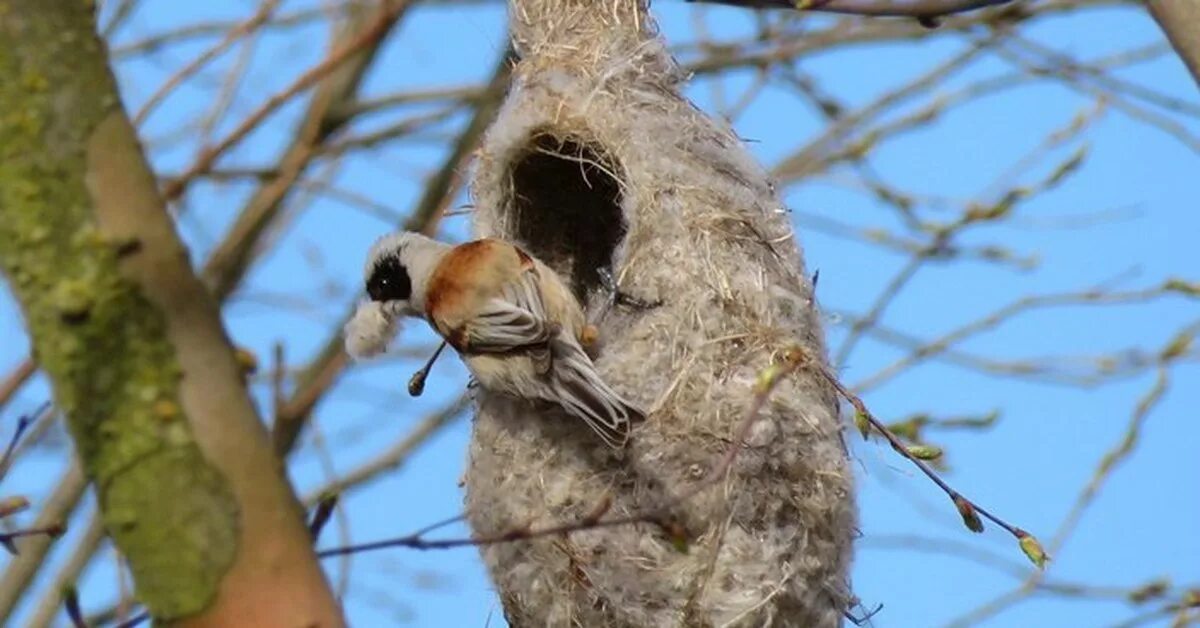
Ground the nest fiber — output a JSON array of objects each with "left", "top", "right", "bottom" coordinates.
[{"left": 465, "top": 1, "right": 856, "bottom": 625}]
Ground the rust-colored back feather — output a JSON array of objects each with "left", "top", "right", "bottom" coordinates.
[{"left": 425, "top": 239, "right": 529, "bottom": 337}]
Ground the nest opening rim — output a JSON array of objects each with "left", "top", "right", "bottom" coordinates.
[{"left": 504, "top": 130, "right": 628, "bottom": 300}]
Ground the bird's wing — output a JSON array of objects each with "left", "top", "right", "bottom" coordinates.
[
  {"left": 548, "top": 334, "right": 641, "bottom": 448},
  {"left": 458, "top": 267, "right": 555, "bottom": 363}
]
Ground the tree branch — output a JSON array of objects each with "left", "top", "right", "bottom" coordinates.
[
  {"left": 160, "top": 1, "right": 409, "bottom": 202},
  {"left": 0, "top": 4, "right": 341, "bottom": 624},
  {"left": 269, "top": 46, "right": 512, "bottom": 456},
  {"left": 198, "top": 0, "right": 411, "bottom": 301},
  {"left": 0, "top": 461, "right": 86, "bottom": 623},
  {"left": 25, "top": 511, "right": 106, "bottom": 628},
  {"left": 0, "top": 359, "right": 35, "bottom": 416},
  {"left": 691, "top": 0, "right": 1013, "bottom": 19},
  {"left": 1148, "top": 0, "right": 1200, "bottom": 88}
]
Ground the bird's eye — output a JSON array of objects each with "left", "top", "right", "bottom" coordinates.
[{"left": 366, "top": 256, "right": 411, "bottom": 302}]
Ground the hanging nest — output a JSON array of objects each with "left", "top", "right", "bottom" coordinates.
[{"left": 465, "top": 1, "right": 856, "bottom": 625}]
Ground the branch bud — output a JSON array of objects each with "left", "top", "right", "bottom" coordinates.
[
  {"left": 1015, "top": 528, "right": 1048, "bottom": 569},
  {"left": 953, "top": 495, "right": 984, "bottom": 533},
  {"left": 854, "top": 411, "right": 871, "bottom": 440},
  {"left": 906, "top": 444, "right": 943, "bottom": 461}
]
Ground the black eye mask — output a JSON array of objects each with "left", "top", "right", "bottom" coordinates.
[{"left": 366, "top": 255, "right": 412, "bottom": 302}]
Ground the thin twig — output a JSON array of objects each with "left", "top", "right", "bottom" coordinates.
[
  {"left": 316, "top": 346, "right": 815, "bottom": 556},
  {"left": 942, "top": 324, "right": 1197, "bottom": 627},
  {"left": 0, "top": 461, "right": 87, "bottom": 622},
  {"left": 0, "top": 524, "right": 67, "bottom": 555},
  {"left": 301, "top": 396, "right": 469, "bottom": 503},
  {"left": 132, "top": 0, "right": 281, "bottom": 126},
  {"left": 0, "top": 401, "right": 48, "bottom": 482},
  {"left": 270, "top": 45, "right": 512, "bottom": 457},
  {"left": 160, "top": 1, "right": 409, "bottom": 201},
  {"left": 850, "top": 281, "right": 1197, "bottom": 393},
  {"left": 0, "top": 359, "right": 35, "bottom": 415},
  {"left": 27, "top": 512, "right": 106, "bottom": 628},
  {"left": 693, "top": 0, "right": 1015, "bottom": 18}
]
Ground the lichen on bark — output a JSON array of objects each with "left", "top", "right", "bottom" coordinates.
[{"left": 0, "top": 3, "right": 237, "bottom": 619}]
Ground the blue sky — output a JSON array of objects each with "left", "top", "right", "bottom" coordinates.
[{"left": 1, "top": 1, "right": 1197, "bottom": 626}]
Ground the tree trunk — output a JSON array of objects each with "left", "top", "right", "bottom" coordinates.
[
  {"left": 464, "top": 1, "right": 856, "bottom": 625},
  {"left": 0, "top": 4, "right": 343, "bottom": 625},
  {"left": 1148, "top": 0, "right": 1200, "bottom": 88}
]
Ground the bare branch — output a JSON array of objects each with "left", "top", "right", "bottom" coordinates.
[
  {"left": 270, "top": 47, "right": 512, "bottom": 456},
  {"left": 26, "top": 512, "right": 106, "bottom": 628},
  {"left": 132, "top": 0, "right": 282, "bottom": 126},
  {"left": 315, "top": 347, "right": 818, "bottom": 558},
  {"left": 300, "top": 395, "right": 469, "bottom": 503},
  {"left": 198, "top": 2, "right": 411, "bottom": 300},
  {"left": 315, "top": 341, "right": 1044, "bottom": 577},
  {"left": 160, "top": 1, "right": 409, "bottom": 202},
  {"left": 0, "top": 402, "right": 46, "bottom": 482},
  {"left": 943, "top": 322, "right": 1199, "bottom": 627},
  {"left": 0, "top": 359, "right": 35, "bottom": 415},
  {"left": 0, "top": 461, "right": 86, "bottom": 622},
  {"left": 691, "top": 0, "right": 1013, "bottom": 19},
  {"left": 1148, "top": 0, "right": 1200, "bottom": 88}
]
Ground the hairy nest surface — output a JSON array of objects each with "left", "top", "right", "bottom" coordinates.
[{"left": 465, "top": 2, "right": 856, "bottom": 625}]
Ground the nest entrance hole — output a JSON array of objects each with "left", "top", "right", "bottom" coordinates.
[{"left": 508, "top": 133, "right": 626, "bottom": 301}]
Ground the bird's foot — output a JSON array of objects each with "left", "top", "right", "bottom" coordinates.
[{"left": 597, "top": 268, "right": 662, "bottom": 314}]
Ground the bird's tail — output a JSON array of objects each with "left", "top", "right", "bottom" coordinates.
[{"left": 548, "top": 335, "right": 644, "bottom": 449}]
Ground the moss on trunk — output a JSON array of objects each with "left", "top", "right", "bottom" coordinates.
[{"left": 0, "top": 3, "right": 237, "bottom": 619}]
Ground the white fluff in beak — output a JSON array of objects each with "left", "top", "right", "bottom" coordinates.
[{"left": 344, "top": 300, "right": 399, "bottom": 359}]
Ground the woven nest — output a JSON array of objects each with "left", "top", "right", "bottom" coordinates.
[{"left": 464, "top": 1, "right": 856, "bottom": 625}]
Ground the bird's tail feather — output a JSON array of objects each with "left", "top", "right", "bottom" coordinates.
[{"left": 549, "top": 335, "right": 643, "bottom": 449}]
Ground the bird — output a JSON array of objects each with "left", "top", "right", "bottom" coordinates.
[{"left": 344, "top": 231, "right": 643, "bottom": 448}]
